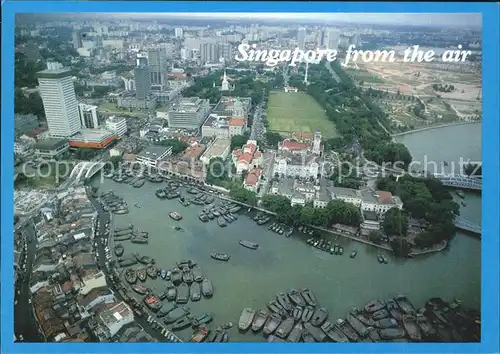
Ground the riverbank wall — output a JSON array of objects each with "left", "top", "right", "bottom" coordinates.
[{"left": 391, "top": 121, "right": 480, "bottom": 137}]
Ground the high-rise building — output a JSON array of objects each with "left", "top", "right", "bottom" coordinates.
[
  {"left": 200, "top": 42, "right": 217, "bottom": 64},
  {"left": 317, "top": 30, "right": 326, "bottom": 48},
  {"left": 136, "top": 55, "right": 148, "bottom": 67},
  {"left": 180, "top": 48, "right": 193, "bottom": 61},
  {"left": 134, "top": 65, "right": 151, "bottom": 101},
  {"left": 78, "top": 103, "right": 99, "bottom": 129},
  {"left": 105, "top": 116, "right": 128, "bottom": 138},
  {"left": 297, "top": 28, "right": 306, "bottom": 49},
  {"left": 147, "top": 45, "right": 168, "bottom": 86},
  {"left": 326, "top": 29, "right": 340, "bottom": 50},
  {"left": 217, "top": 43, "right": 233, "bottom": 62},
  {"left": 72, "top": 31, "right": 83, "bottom": 49},
  {"left": 37, "top": 68, "right": 81, "bottom": 138},
  {"left": 174, "top": 28, "right": 184, "bottom": 38}
]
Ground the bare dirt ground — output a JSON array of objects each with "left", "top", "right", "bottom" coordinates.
[{"left": 345, "top": 54, "right": 481, "bottom": 131}]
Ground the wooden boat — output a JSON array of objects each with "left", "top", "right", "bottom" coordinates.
[
  {"left": 114, "top": 243, "right": 124, "bottom": 257},
  {"left": 301, "top": 288, "right": 317, "bottom": 307},
  {"left": 191, "top": 325, "right": 209, "bottom": 342},
  {"left": 288, "top": 289, "right": 306, "bottom": 307},
  {"left": 201, "top": 278, "right": 214, "bottom": 297},
  {"left": 275, "top": 317, "right": 295, "bottom": 338},
  {"left": 311, "top": 307, "right": 329, "bottom": 327},
  {"left": 251, "top": 310, "right": 268, "bottom": 332},
  {"left": 287, "top": 322, "right": 303, "bottom": 342},
  {"left": 124, "top": 269, "right": 137, "bottom": 284},
  {"left": 263, "top": 313, "right": 282, "bottom": 335},
  {"left": 238, "top": 308, "right": 256, "bottom": 331},
  {"left": 169, "top": 211, "right": 183, "bottom": 221},
  {"left": 239, "top": 240, "right": 259, "bottom": 250},
  {"left": 211, "top": 253, "right": 230, "bottom": 261},
  {"left": 136, "top": 267, "right": 147, "bottom": 282}
]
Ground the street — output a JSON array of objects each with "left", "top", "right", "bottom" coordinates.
[{"left": 14, "top": 221, "right": 44, "bottom": 342}]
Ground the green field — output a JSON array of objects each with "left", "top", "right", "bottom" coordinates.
[{"left": 267, "top": 92, "right": 338, "bottom": 138}]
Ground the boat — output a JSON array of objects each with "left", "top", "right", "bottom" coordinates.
[
  {"left": 176, "top": 283, "right": 190, "bottom": 304},
  {"left": 217, "top": 216, "right": 227, "bottom": 227},
  {"left": 256, "top": 216, "right": 270, "bottom": 225},
  {"left": 187, "top": 187, "right": 199, "bottom": 194},
  {"left": 456, "top": 190, "right": 465, "bottom": 199},
  {"left": 301, "top": 329, "right": 316, "bottom": 342},
  {"left": 132, "top": 284, "right": 148, "bottom": 295},
  {"left": 205, "top": 196, "right": 215, "bottom": 204},
  {"left": 191, "top": 325, "right": 210, "bottom": 342},
  {"left": 287, "top": 322, "right": 303, "bottom": 342},
  {"left": 146, "top": 264, "right": 158, "bottom": 279},
  {"left": 267, "top": 335, "right": 287, "bottom": 342},
  {"left": 156, "top": 303, "right": 176, "bottom": 318},
  {"left": 192, "top": 313, "right": 213, "bottom": 327},
  {"left": 239, "top": 240, "right": 259, "bottom": 250},
  {"left": 134, "top": 253, "right": 154, "bottom": 265},
  {"left": 182, "top": 267, "right": 194, "bottom": 284},
  {"left": 171, "top": 268, "right": 182, "bottom": 285},
  {"left": 160, "top": 269, "right": 167, "bottom": 279},
  {"left": 169, "top": 211, "right": 183, "bottom": 221},
  {"left": 323, "top": 322, "right": 349, "bottom": 342},
  {"left": 174, "top": 226, "right": 183, "bottom": 231},
  {"left": 133, "top": 180, "right": 145, "bottom": 188},
  {"left": 301, "top": 288, "right": 317, "bottom": 307},
  {"left": 372, "top": 309, "right": 390, "bottom": 320},
  {"left": 171, "top": 316, "right": 193, "bottom": 330},
  {"left": 364, "top": 300, "right": 385, "bottom": 313},
  {"left": 136, "top": 267, "right": 147, "bottom": 282},
  {"left": 158, "top": 292, "right": 168, "bottom": 301},
  {"left": 131, "top": 236, "right": 148, "bottom": 244},
  {"left": 311, "top": 307, "right": 329, "bottom": 327},
  {"left": 301, "top": 306, "right": 315, "bottom": 322},
  {"left": 292, "top": 306, "right": 303, "bottom": 321},
  {"left": 402, "top": 314, "right": 422, "bottom": 341},
  {"left": 367, "top": 327, "right": 381, "bottom": 342},
  {"left": 238, "top": 308, "right": 256, "bottom": 331},
  {"left": 394, "top": 295, "right": 415, "bottom": 314},
  {"left": 164, "top": 306, "right": 190, "bottom": 324},
  {"left": 386, "top": 300, "right": 404, "bottom": 321},
  {"left": 190, "top": 282, "right": 201, "bottom": 302},
  {"left": 211, "top": 253, "right": 230, "bottom": 261},
  {"left": 379, "top": 327, "right": 406, "bottom": 340},
  {"left": 336, "top": 319, "right": 360, "bottom": 342},
  {"left": 304, "top": 322, "right": 327, "bottom": 342},
  {"left": 350, "top": 308, "right": 375, "bottom": 326},
  {"left": 276, "top": 292, "right": 292, "bottom": 312},
  {"left": 115, "top": 224, "right": 133, "bottom": 232},
  {"left": 144, "top": 294, "right": 162, "bottom": 311},
  {"left": 191, "top": 265, "right": 203, "bottom": 283},
  {"left": 124, "top": 269, "right": 137, "bottom": 284},
  {"left": 251, "top": 310, "right": 268, "bottom": 332},
  {"left": 198, "top": 213, "right": 209, "bottom": 222},
  {"left": 288, "top": 289, "right": 306, "bottom": 307},
  {"left": 275, "top": 317, "right": 295, "bottom": 338},
  {"left": 415, "top": 313, "right": 436, "bottom": 338},
  {"left": 346, "top": 313, "right": 369, "bottom": 337},
  {"left": 114, "top": 235, "right": 132, "bottom": 242},
  {"left": 209, "top": 327, "right": 224, "bottom": 342},
  {"left": 268, "top": 301, "right": 287, "bottom": 316},
  {"left": 118, "top": 258, "right": 137, "bottom": 267},
  {"left": 113, "top": 244, "right": 124, "bottom": 257},
  {"left": 263, "top": 313, "right": 282, "bottom": 335},
  {"left": 166, "top": 282, "right": 177, "bottom": 301},
  {"left": 201, "top": 278, "right": 213, "bottom": 297},
  {"left": 374, "top": 318, "right": 399, "bottom": 329},
  {"left": 178, "top": 197, "right": 190, "bottom": 207},
  {"left": 350, "top": 250, "right": 358, "bottom": 258}
]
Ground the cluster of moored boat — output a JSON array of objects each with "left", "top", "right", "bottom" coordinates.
[
  {"left": 268, "top": 223, "right": 294, "bottom": 237},
  {"left": 253, "top": 213, "right": 271, "bottom": 225},
  {"left": 306, "top": 238, "right": 346, "bottom": 255},
  {"left": 238, "top": 290, "right": 480, "bottom": 343},
  {"left": 100, "top": 191, "right": 129, "bottom": 215},
  {"left": 198, "top": 201, "right": 242, "bottom": 227},
  {"left": 113, "top": 224, "right": 149, "bottom": 244}
]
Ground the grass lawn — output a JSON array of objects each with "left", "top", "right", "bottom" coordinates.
[{"left": 267, "top": 92, "right": 338, "bottom": 138}]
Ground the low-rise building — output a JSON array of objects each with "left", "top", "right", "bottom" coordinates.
[
  {"left": 361, "top": 190, "right": 403, "bottom": 216},
  {"left": 98, "top": 301, "right": 134, "bottom": 338},
  {"left": 273, "top": 151, "right": 320, "bottom": 179},
  {"left": 105, "top": 116, "right": 127, "bottom": 138},
  {"left": 34, "top": 138, "right": 70, "bottom": 160},
  {"left": 244, "top": 168, "right": 262, "bottom": 192},
  {"left": 231, "top": 140, "right": 263, "bottom": 174},
  {"left": 68, "top": 129, "right": 116, "bottom": 149},
  {"left": 360, "top": 210, "right": 381, "bottom": 236},
  {"left": 199, "top": 138, "right": 231, "bottom": 165},
  {"left": 78, "top": 287, "right": 115, "bottom": 312},
  {"left": 136, "top": 145, "right": 173, "bottom": 169},
  {"left": 330, "top": 187, "right": 363, "bottom": 207},
  {"left": 168, "top": 97, "right": 210, "bottom": 129}
]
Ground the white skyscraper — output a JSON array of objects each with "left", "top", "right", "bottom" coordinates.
[
  {"left": 37, "top": 68, "right": 81, "bottom": 138},
  {"left": 174, "top": 28, "right": 184, "bottom": 38},
  {"left": 297, "top": 27, "right": 306, "bottom": 49}
]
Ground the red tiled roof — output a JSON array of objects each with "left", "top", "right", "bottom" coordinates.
[
  {"left": 168, "top": 72, "right": 187, "bottom": 80},
  {"left": 253, "top": 151, "right": 262, "bottom": 159},
  {"left": 245, "top": 169, "right": 262, "bottom": 186},
  {"left": 377, "top": 191, "right": 393, "bottom": 204},
  {"left": 280, "top": 139, "right": 311, "bottom": 151},
  {"left": 229, "top": 118, "right": 245, "bottom": 127},
  {"left": 238, "top": 153, "right": 253, "bottom": 163}
]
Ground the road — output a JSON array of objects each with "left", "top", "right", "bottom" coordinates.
[
  {"left": 258, "top": 151, "right": 276, "bottom": 198},
  {"left": 14, "top": 221, "right": 45, "bottom": 342},
  {"left": 249, "top": 103, "right": 266, "bottom": 141}
]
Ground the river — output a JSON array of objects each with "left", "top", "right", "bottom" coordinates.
[{"left": 91, "top": 123, "right": 481, "bottom": 342}]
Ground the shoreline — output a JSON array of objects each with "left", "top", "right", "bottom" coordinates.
[{"left": 391, "top": 121, "right": 480, "bottom": 137}]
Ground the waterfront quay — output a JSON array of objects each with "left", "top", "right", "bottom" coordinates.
[{"left": 91, "top": 176, "right": 480, "bottom": 342}]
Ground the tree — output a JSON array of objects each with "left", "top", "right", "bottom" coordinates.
[
  {"left": 383, "top": 208, "right": 408, "bottom": 236},
  {"left": 368, "top": 230, "right": 383, "bottom": 244},
  {"left": 159, "top": 139, "right": 188, "bottom": 154},
  {"left": 264, "top": 132, "right": 283, "bottom": 149},
  {"left": 230, "top": 134, "right": 249, "bottom": 150},
  {"left": 390, "top": 237, "right": 410, "bottom": 257},
  {"left": 229, "top": 185, "right": 257, "bottom": 206}
]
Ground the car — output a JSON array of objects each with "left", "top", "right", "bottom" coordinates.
[{"left": 28, "top": 299, "right": 32, "bottom": 304}]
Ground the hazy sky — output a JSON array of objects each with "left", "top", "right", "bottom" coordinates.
[{"left": 105, "top": 13, "right": 481, "bottom": 28}]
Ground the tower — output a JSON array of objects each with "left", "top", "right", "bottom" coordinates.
[
  {"left": 221, "top": 70, "right": 229, "bottom": 91},
  {"left": 313, "top": 130, "right": 321, "bottom": 155},
  {"left": 303, "top": 61, "right": 309, "bottom": 85},
  {"left": 37, "top": 68, "right": 81, "bottom": 138}
]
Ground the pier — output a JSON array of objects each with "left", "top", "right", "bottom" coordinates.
[{"left": 454, "top": 217, "right": 481, "bottom": 237}]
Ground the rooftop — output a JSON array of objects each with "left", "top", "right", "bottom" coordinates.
[
  {"left": 376, "top": 191, "right": 394, "bottom": 204},
  {"left": 69, "top": 129, "right": 115, "bottom": 143},
  {"left": 137, "top": 145, "right": 172, "bottom": 160},
  {"left": 99, "top": 302, "right": 132, "bottom": 327},
  {"left": 37, "top": 68, "right": 73, "bottom": 79},
  {"left": 201, "top": 138, "right": 230, "bottom": 160},
  {"left": 329, "top": 187, "right": 360, "bottom": 198},
  {"left": 363, "top": 210, "right": 379, "bottom": 222},
  {"left": 34, "top": 138, "right": 68, "bottom": 151},
  {"left": 245, "top": 168, "right": 262, "bottom": 186}
]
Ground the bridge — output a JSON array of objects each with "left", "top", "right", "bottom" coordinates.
[
  {"left": 69, "top": 160, "right": 108, "bottom": 182},
  {"left": 454, "top": 217, "right": 481, "bottom": 236},
  {"left": 434, "top": 174, "right": 482, "bottom": 191}
]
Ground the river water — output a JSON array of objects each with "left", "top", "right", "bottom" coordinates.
[{"left": 91, "top": 123, "right": 481, "bottom": 342}]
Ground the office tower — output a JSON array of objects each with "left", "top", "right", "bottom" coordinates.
[
  {"left": 200, "top": 42, "right": 218, "bottom": 64},
  {"left": 78, "top": 103, "right": 99, "bottom": 129},
  {"left": 147, "top": 45, "right": 168, "bottom": 86},
  {"left": 217, "top": 43, "right": 233, "bottom": 62},
  {"left": 72, "top": 30, "right": 83, "bottom": 49},
  {"left": 326, "top": 29, "right": 340, "bottom": 50},
  {"left": 134, "top": 65, "right": 151, "bottom": 101},
  {"left": 37, "top": 68, "right": 81, "bottom": 138},
  {"left": 297, "top": 27, "right": 306, "bottom": 49},
  {"left": 136, "top": 55, "right": 148, "bottom": 67},
  {"left": 174, "top": 28, "right": 184, "bottom": 38},
  {"left": 317, "top": 30, "right": 326, "bottom": 47}
]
